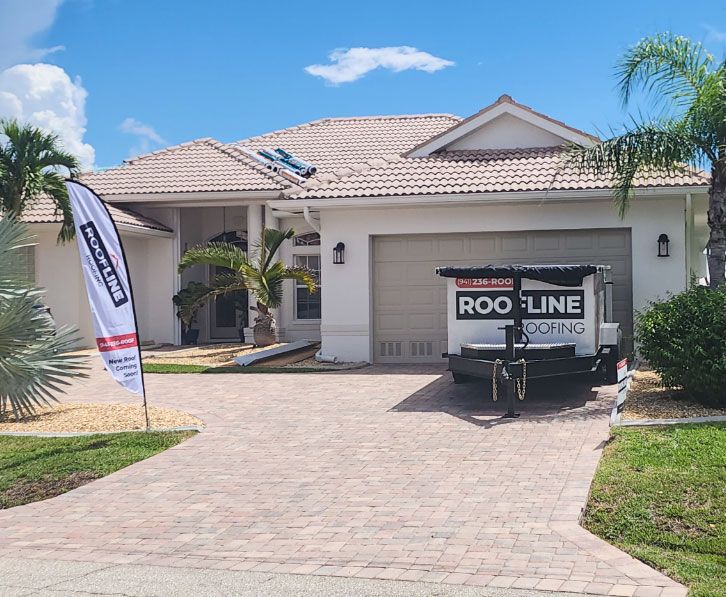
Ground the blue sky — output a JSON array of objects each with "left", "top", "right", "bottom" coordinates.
[{"left": 1, "top": 0, "right": 725, "bottom": 168}]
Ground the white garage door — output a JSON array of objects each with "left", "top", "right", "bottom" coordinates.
[{"left": 373, "top": 229, "right": 632, "bottom": 363}]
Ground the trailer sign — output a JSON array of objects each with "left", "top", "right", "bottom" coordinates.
[
  {"left": 445, "top": 273, "right": 600, "bottom": 356},
  {"left": 456, "top": 277, "right": 513, "bottom": 289},
  {"left": 456, "top": 290, "right": 585, "bottom": 320}
]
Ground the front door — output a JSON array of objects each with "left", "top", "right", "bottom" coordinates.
[{"left": 208, "top": 231, "right": 248, "bottom": 341}]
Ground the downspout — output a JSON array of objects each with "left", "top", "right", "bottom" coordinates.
[
  {"left": 685, "top": 193, "right": 693, "bottom": 286},
  {"left": 303, "top": 206, "right": 321, "bottom": 233}
]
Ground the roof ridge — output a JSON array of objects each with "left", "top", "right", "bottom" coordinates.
[
  {"left": 122, "top": 137, "right": 216, "bottom": 165},
  {"left": 235, "top": 113, "right": 461, "bottom": 145}
]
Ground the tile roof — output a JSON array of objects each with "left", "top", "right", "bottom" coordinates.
[
  {"left": 20, "top": 193, "right": 173, "bottom": 233},
  {"left": 235, "top": 114, "right": 461, "bottom": 180},
  {"left": 81, "top": 138, "right": 290, "bottom": 196},
  {"left": 294, "top": 146, "right": 709, "bottom": 199}
]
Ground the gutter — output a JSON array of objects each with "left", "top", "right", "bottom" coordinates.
[{"left": 267, "top": 186, "right": 711, "bottom": 211}]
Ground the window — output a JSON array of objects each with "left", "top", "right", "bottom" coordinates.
[
  {"left": 16, "top": 245, "right": 35, "bottom": 283},
  {"left": 294, "top": 232, "right": 320, "bottom": 247},
  {"left": 294, "top": 254, "right": 321, "bottom": 319}
]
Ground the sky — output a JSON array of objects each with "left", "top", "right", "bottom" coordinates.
[{"left": 1, "top": 0, "right": 725, "bottom": 170}]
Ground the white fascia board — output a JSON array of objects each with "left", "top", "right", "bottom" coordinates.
[
  {"left": 27, "top": 221, "right": 174, "bottom": 238},
  {"left": 102, "top": 190, "right": 283, "bottom": 204},
  {"left": 408, "top": 103, "right": 597, "bottom": 157},
  {"left": 267, "top": 186, "right": 709, "bottom": 211}
]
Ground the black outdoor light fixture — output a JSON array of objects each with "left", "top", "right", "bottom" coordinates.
[
  {"left": 657, "top": 233, "right": 670, "bottom": 257},
  {"left": 333, "top": 242, "right": 345, "bottom": 264}
]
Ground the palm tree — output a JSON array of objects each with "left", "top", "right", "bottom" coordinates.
[
  {"left": 178, "top": 227, "right": 317, "bottom": 346},
  {"left": 0, "top": 119, "right": 80, "bottom": 243},
  {"left": 564, "top": 33, "right": 726, "bottom": 288},
  {"left": 0, "top": 217, "right": 88, "bottom": 419}
]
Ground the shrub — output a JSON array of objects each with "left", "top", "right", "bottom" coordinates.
[{"left": 636, "top": 284, "right": 726, "bottom": 405}]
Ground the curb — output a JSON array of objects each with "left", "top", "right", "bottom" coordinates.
[
  {"left": 0, "top": 425, "right": 203, "bottom": 438},
  {"left": 619, "top": 414, "right": 726, "bottom": 427}
]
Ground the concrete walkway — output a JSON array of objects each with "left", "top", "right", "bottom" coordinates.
[{"left": 0, "top": 360, "right": 685, "bottom": 596}]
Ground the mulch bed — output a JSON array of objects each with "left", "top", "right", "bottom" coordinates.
[
  {"left": 0, "top": 403, "right": 203, "bottom": 433},
  {"left": 1, "top": 472, "right": 101, "bottom": 507},
  {"left": 623, "top": 369, "right": 726, "bottom": 420}
]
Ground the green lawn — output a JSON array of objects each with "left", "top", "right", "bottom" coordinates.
[
  {"left": 143, "top": 363, "right": 333, "bottom": 374},
  {"left": 583, "top": 423, "right": 726, "bottom": 597},
  {"left": 0, "top": 431, "right": 195, "bottom": 509}
]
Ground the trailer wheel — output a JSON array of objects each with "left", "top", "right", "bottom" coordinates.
[{"left": 452, "top": 372, "right": 476, "bottom": 384}]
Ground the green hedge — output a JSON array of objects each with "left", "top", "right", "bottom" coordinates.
[{"left": 636, "top": 284, "right": 726, "bottom": 405}]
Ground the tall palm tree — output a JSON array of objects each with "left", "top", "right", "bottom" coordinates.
[
  {"left": 0, "top": 217, "right": 88, "bottom": 419},
  {"left": 0, "top": 119, "right": 80, "bottom": 243},
  {"left": 565, "top": 33, "right": 726, "bottom": 288},
  {"left": 178, "top": 227, "right": 317, "bottom": 346}
]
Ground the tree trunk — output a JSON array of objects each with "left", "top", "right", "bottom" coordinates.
[
  {"left": 252, "top": 302, "right": 276, "bottom": 347},
  {"left": 707, "top": 164, "right": 726, "bottom": 289}
]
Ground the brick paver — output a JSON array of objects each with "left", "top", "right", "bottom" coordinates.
[{"left": 0, "top": 360, "right": 685, "bottom": 595}]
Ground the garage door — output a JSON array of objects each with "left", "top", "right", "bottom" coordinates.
[{"left": 373, "top": 229, "right": 632, "bottom": 363}]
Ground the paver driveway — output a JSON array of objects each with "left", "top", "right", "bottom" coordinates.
[{"left": 0, "top": 360, "right": 684, "bottom": 596}]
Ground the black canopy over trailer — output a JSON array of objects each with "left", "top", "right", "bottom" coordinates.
[{"left": 436, "top": 264, "right": 621, "bottom": 418}]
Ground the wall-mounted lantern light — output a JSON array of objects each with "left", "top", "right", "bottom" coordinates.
[
  {"left": 657, "top": 233, "right": 670, "bottom": 257},
  {"left": 333, "top": 242, "right": 345, "bottom": 264}
]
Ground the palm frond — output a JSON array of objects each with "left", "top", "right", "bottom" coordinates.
[
  {"left": 617, "top": 33, "right": 713, "bottom": 109},
  {"left": 0, "top": 218, "right": 88, "bottom": 419},
  {"left": 178, "top": 242, "right": 248, "bottom": 273},
  {"left": 563, "top": 120, "right": 701, "bottom": 216}
]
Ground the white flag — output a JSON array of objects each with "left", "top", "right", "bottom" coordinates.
[{"left": 66, "top": 180, "right": 145, "bottom": 397}]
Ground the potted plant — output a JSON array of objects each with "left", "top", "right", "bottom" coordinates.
[
  {"left": 178, "top": 228, "right": 317, "bottom": 347},
  {"left": 172, "top": 281, "right": 209, "bottom": 345}
]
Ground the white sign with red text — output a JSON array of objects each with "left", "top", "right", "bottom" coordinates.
[
  {"left": 66, "top": 181, "right": 144, "bottom": 396},
  {"left": 445, "top": 274, "right": 602, "bottom": 356}
]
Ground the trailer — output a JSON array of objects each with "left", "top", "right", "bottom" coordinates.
[{"left": 436, "top": 264, "right": 622, "bottom": 418}]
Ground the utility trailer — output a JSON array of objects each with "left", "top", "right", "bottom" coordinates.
[{"left": 436, "top": 264, "right": 621, "bottom": 418}]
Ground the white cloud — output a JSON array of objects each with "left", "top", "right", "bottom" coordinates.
[
  {"left": 0, "top": 0, "right": 65, "bottom": 71},
  {"left": 119, "top": 117, "right": 166, "bottom": 158},
  {"left": 305, "top": 46, "right": 454, "bottom": 85},
  {"left": 0, "top": 63, "right": 95, "bottom": 169},
  {"left": 704, "top": 25, "right": 726, "bottom": 43}
]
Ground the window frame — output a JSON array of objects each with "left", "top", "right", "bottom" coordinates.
[{"left": 292, "top": 252, "right": 321, "bottom": 322}]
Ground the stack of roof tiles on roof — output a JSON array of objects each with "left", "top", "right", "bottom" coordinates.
[
  {"left": 293, "top": 146, "right": 709, "bottom": 199},
  {"left": 82, "top": 138, "right": 290, "bottom": 195},
  {"left": 235, "top": 114, "right": 461, "bottom": 180},
  {"left": 19, "top": 193, "right": 172, "bottom": 232}
]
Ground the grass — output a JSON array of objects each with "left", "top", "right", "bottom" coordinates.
[
  {"left": 0, "top": 431, "right": 195, "bottom": 509},
  {"left": 143, "top": 363, "right": 333, "bottom": 374},
  {"left": 583, "top": 423, "right": 726, "bottom": 597}
]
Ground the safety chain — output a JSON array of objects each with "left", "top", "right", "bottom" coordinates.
[
  {"left": 515, "top": 358, "right": 527, "bottom": 401},
  {"left": 491, "top": 359, "right": 503, "bottom": 401}
]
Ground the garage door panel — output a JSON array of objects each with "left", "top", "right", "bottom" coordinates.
[
  {"left": 374, "top": 229, "right": 633, "bottom": 363},
  {"left": 501, "top": 234, "right": 529, "bottom": 253}
]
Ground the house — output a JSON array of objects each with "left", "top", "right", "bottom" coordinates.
[{"left": 21, "top": 95, "right": 710, "bottom": 363}]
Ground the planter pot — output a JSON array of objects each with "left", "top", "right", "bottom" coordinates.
[{"left": 182, "top": 328, "right": 200, "bottom": 345}]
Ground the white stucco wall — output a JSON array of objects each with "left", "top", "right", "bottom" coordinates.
[
  {"left": 318, "top": 194, "right": 703, "bottom": 362},
  {"left": 32, "top": 224, "right": 175, "bottom": 348}
]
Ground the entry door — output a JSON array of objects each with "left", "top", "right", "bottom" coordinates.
[
  {"left": 209, "top": 265, "right": 248, "bottom": 339},
  {"left": 208, "top": 231, "right": 248, "bottom": 341}
]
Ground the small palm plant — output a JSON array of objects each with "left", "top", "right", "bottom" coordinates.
[
  {"left": 0, "top": 218, "right": 87, "bottom": 419},
  {"left": 178, "top": 227, "right": 317, "bottom": 346},
  {"left": 564, "top": 33, "right": 726, "bottom": 288},
  {"left": 0, "top": 119, "right": 80, "bottom": 243}
]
